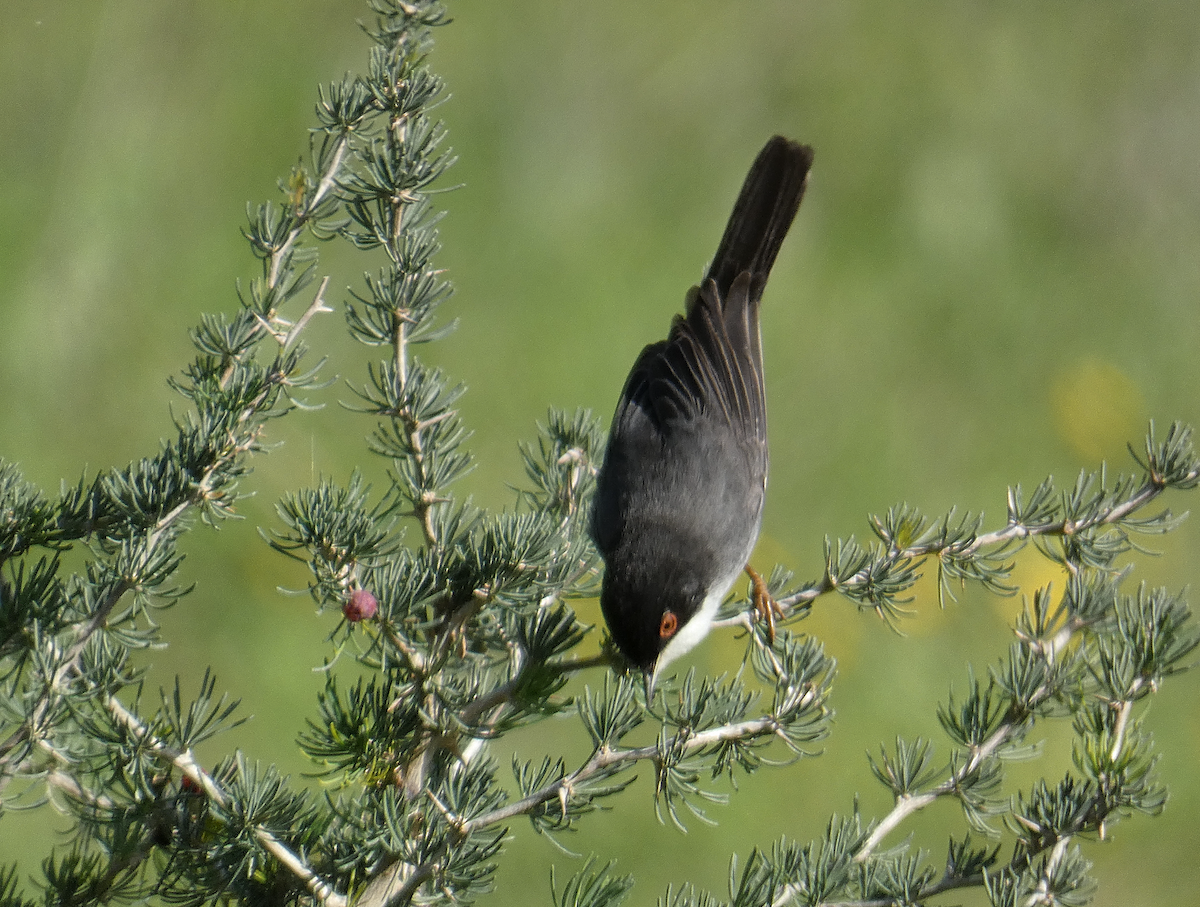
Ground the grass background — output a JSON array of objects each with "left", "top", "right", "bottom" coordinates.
[{"left": 1, "top": 1, "right": 1198, "bottom": 903}]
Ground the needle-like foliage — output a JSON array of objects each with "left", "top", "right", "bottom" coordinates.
[{"left": 1, "top": 3, "right": 1198, "bottom": 906}]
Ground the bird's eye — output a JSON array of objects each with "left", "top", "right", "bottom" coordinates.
[{"left": 659, "top": 610, "right": 679, "bottom": 638}]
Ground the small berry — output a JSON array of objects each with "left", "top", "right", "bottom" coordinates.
[{"left": 344, "top": 588, "right": 379, "bottom": 622}]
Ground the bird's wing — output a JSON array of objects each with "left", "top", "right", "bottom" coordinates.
[
  {"left": 590, "top": 279, "right": 764, "bottom": 557},
  {"left": 591, "top": 137, "right": 813, "bottom": 555},
  {"left": 642, "top": 274, "right": 764, "bottom": 434}
]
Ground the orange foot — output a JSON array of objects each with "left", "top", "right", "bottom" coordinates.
[{"left": 745, "top": 565, "right": 785, "bottom": 643}]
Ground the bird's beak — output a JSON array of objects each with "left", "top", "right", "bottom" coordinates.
[{"left": 644, "top": 664, "right": 660, "bottom": 703}]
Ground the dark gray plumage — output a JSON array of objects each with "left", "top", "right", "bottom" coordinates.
[{"left": 592, "top": 136, "right": 814, "bottom": 677}]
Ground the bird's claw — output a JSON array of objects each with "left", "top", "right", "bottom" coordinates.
[{"left": 745, "top": 565, "right": 785, "bottom": 643}]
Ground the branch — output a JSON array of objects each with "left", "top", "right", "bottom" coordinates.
[
  {"left": 104, "top": 695, "right": 348, "bottom": 907},
  {"left": 852, "top": 623, "right": 1078, "bottom": 864},
  {"left": 268, "top": 135, "right": 348, "bottom": 291},
  {"left": 756, "top": 475, "right": 1178, "bottom": 619},
  {"left": 0, "top": 341, "right": 316, "bottom": 794},
  {"left": 361, "top": 713, "right": 795, "bottom": 907},
  {"left": 813, "top": 870, "right": 985, "bottom": 907},
  {"left": 482, "top": 714, "right": 809, "bottom": 832},
  {"left": 224, "top": 131, "right": 347, "bottom": 385},
  {"left": 853, "top": 717, "right": 1016, "bottom": 863}
]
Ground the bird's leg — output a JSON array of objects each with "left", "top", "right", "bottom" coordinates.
[{"left": 745, "top": 565, "right": 784, "bottom": 643}]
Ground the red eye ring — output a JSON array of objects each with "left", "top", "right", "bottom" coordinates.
[{"left": 659, "top": 610, "right": 679, "bottom": 638}]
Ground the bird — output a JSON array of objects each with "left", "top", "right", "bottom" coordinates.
[{"left": 590, "top": 135, "right": 813, "bottom": 692}]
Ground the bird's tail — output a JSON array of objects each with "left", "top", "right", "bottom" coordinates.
[{"left": 705, "top": 136, "right": 814, "bottom": 300}]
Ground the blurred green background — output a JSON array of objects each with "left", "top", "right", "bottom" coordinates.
[{"left": 2, "top": 1, "right": 1199, "bottom": 903}]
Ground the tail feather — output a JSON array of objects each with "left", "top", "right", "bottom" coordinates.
[{"left": 705, "top": 136, "right": 814, "bottom": 301}]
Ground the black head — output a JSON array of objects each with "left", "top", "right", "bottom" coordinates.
[{"left": 599, "top": 558, "right": 708, "bottom": 672}]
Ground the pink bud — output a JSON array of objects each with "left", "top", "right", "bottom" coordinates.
[{"left": 343, "top": 588, "right": 379, "bottom": 622}]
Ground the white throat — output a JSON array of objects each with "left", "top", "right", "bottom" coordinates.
[{"left": 651, "top": 563, "right": 743, "bottom": 687}]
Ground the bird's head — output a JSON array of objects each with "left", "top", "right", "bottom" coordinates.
[{"left": 599, "top": 565, "right": 722, "bottom": 694}]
